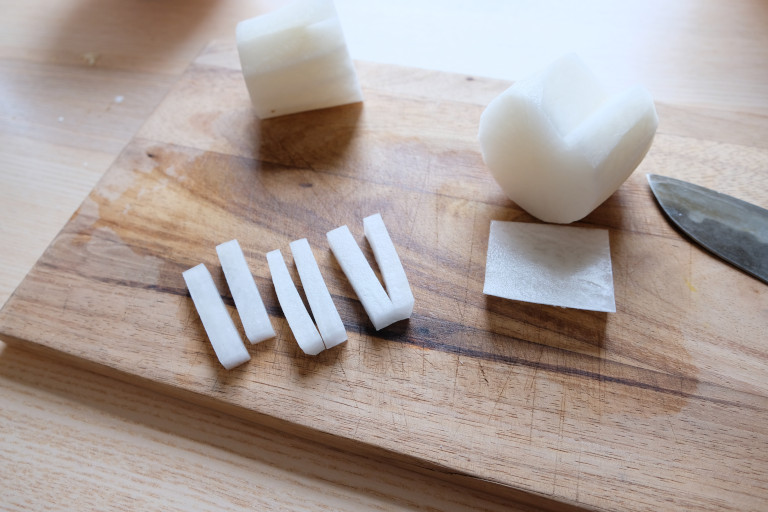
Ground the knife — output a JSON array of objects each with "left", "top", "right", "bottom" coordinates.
[{"left": 647, "top": 174, "right": 768, "bottom": 285}]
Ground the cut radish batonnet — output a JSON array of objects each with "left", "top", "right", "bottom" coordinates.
[
  {"left": 267, "top": 249, "right": 326, "bottom": 356},
  {"left": 216, "top": 239, "right": 276, "bottom": 344},
  {"left": 290, "top": 238, "right": 347, "bottom": 349},
  {"left": 182, "top": 263, "right": 251, "bottom": 369},
  {"left": 327, "top": 213, "right": 414, "bottom": 330}
]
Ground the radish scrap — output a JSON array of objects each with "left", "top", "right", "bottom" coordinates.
[
  {"left": 266, "top": 249, "right": 326, "bottom": 356},
  {"left": 182, "top": 264, "right": 251, "bottom": 369},
  {"left": 327, "top": 213, "right": 414, "bottom": 330},
  {"left": 235, "top": 0, "right": 362, "bottom": 119},
  {"left": 483, "top": 221, "right": 616, "bottom": 312},
  {"left": 290, "top": 238, "right": 347, "bottom": 349},
  {"left": 216, "top": 239, "right": 276, "bottom": 344},
  {"left": 478, "top": 53, "right": 658, "bottom": 224}
]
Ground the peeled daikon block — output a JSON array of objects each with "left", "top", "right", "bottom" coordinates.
[
  {"left": 182, "top": 264, "right": 251, "bottom": 370},
  {"left": 478, "top": 54, "right": 658, "bottom": 224},
  {"left": 235, "top": 0, "right": 363, "bottom": 119},
  {"left": 363, "top": 213, "right": 414, "bottom": 320}
]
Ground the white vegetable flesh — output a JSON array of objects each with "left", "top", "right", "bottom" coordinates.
[
  {"left": 363, "top": 213, "right": 414, "bottom": 319},
  {"left": 182, "top": 264, "right": 251, "bottom": 369},
  {"left": 327, "top": 213, "right": 414, "bottom": 330},
  {"left": 266, "top": 249, "right": 326, "bottom": 356},
  {"left": 478, "top": 54, "right": 658, "bottom": 224},
  {"left": 216, "top": 239, "right": 276, "bottom": 344},
  {"left": 290, "top": 238, "right": 347, "bottom": 349},
  {"left": 483, "top": 221, "right": 616, "bottom": 312},
  {"left": 236, "top": 0, "right": 362, "bottom": 119}
]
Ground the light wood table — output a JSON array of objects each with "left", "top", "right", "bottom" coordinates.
[{"left": 2, "top": 1, "right": 767, "bottom": 510}]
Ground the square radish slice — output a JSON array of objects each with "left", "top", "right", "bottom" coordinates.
[
  {"left": 182, "top": 264, "right": 251, "bottom": 370},
  {"left": 327, "top": 214, "right": 414, "bottom": 330},
  {"left": 290, "top": 238, "right": 347, "bottom": 350},
  {"left": 483, "top": 221, "right": 616, "bottom": 312},
  {"left": 267, "top": 249, "right": 326, "bottom": 356}
]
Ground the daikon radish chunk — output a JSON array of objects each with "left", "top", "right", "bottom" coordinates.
[
  {"left": 478, "top": 54, "right": 658, "bottom": 224},
  {"left": 290, "top": 238, "right": 347, "bottom": 349},
  {"left": 182, "top": 264, "right": 251, "bottom": 369},
  {"left": 216, "top": 239, "right": 276, "bottom": 344},
  {"left": 266, "top": 249, "right": 325, "bottom": 356},
  {"left": 236, "top": 0, "right": 362, "bottom": 119},
  {"left": 483, "top": 221, "right": 616, "bottom": 312},
  {"left": 327, "top": 214, "right": 414, "bottom": 330}
]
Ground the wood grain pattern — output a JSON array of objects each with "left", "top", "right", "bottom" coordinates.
[
  {"left": 3, "top": 39, "right": 768, "bottom": 511},
  {"left": 1, "top": 344, "right": 545, "bottom": 512}
]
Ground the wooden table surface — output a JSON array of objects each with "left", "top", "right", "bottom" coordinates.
[{"left": 2, "top": 1, "right": 767, "bottom": 510}]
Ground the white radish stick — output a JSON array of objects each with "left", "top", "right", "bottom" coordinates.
[
  {"left": 327, "top": 214, "right": 414, "bottom": 330},
  {"left": 363, "top": 213, "right": 414, "bottom": 319},
  {"left": 216, "top": 239, "right": 276, "bottom": 344},
  {"left": 290, "top": 238, "right": 347, "bottom": 350},
  {"left": 266, "top": 249, "right": 325, "bottom": 356},
  {"left": 182, "top": 264, "right": 250, "bottom": 370}
]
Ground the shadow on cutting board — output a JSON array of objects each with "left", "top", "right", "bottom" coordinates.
[
  {"left": 255, "top": 102, "right": 363, "bottom": 172},
  {"left": 485, "top": 296, "right": 608, "bottom": 354}
]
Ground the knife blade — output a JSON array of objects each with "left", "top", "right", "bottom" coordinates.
[{"left": 647, "top": 174, "right": 768, "bottom": 285}]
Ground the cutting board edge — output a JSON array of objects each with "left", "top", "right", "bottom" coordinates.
[{"left": 0, "top": 330, "right": 589, "bottom": 512}]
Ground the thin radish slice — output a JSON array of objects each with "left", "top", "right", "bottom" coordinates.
[
  {"left": 216, "top": 239, "right": 276, "bottom": 344},
  {"left": 182, "top": 263, "right": 251, "bottom": 370},
  {"left": 483, "top": 221, "right": 616, "bottom": 312},
  {"left": 266, "top": 249, "right": 325, "bottom": 356},
  {"left": 327, "top": 214, "right": 414, "bottom": 330},
  {"left": 290, "top": 238, "right": 347, "bottom": 349}
]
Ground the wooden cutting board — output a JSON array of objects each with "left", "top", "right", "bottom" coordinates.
[{"left": 2, "top": 40, "right": 768, "bottom": 510}]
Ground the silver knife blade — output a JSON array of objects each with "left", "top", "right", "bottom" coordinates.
[{"left": 647, "top": 174, "right": 768, "bottom": 285}]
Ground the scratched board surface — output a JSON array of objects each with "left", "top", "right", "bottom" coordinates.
[{"left": 2, "top": 40, "right": 768, "bottom": 511}]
